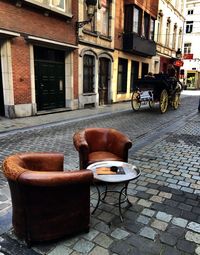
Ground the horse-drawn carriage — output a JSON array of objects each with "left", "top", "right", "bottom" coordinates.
[{"left": 131, "top": 73, "right": 182, "bottom": 113}]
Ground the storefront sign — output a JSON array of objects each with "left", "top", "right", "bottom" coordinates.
[{"left": 173, "top": 60, "right": 184, "bottom": 67}]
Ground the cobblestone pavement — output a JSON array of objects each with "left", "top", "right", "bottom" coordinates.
[{"left": 0, "top": 94, "right": 200, "bottom": 255}]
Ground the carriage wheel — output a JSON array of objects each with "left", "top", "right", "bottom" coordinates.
[
  {"left": 131, "top": 92, "right": 141, "bottom": 111},
  {"left": 172, "top": 93, "right": 180, "bottom": 110},
  {"left": 159, "top": 89, "right": 168, "bottom": 113}
]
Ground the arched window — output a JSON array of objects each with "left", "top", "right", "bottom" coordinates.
[{"left": 83, "top": 54, "right": 95, "bottom": 93}]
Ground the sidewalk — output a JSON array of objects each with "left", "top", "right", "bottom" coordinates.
[{"left": 0, "top": 102, "right": 131, "bottom": 134}]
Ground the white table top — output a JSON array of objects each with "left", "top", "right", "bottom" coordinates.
[{"left": 87, "top": 161, "right": 140, "bottom": 183}]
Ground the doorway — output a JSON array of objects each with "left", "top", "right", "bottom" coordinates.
[
  {"left": 34, "top": 46, "right": 65, "bottom": 111},
  {"left": 99, "top": 58, "right": 110, "bottom": 105}
]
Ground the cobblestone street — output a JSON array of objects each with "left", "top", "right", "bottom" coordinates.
[{"left": 0, "top": 94, "right": 200, "bottom": 255}]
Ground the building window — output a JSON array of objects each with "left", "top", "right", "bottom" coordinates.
[
  {"left": 130, "top": 61, "right": 139, "bottom": 92},
  {"left": 25, "top": 0, "right": 71, "bottom": 14},
  {"left": 150, "top": 18, "right": 155, "bottom": 40},
  {"left": 178, "top": 28, "right": 183, "bottom": 49},
  {"left": 124, "top": 5, "right": 142, "bottom": 34},
  {"left": 83, "top": 55, "right": 95, "bottom": 93},
  {"left": 156, "top": 14, "right": 162, "bottom": 43},
  {"left": 165, "top": 18, "right": 171, "bottom": 47},
  {"left": 100, "top": 0, "right": 110, "bottom": 36},
  {"left": 117, "top": 58, "right": 128, "bottom": 93},
  {"left": 184, "top": 43, "right": 192, "bottom": 54},
  {"left": 133, "top": 6, "right": 141, "bottom": 34},
  {"left": 186, "top": 21, "right": 193, "bottom": 33},
  {"left": 142, "top": 63, "right": 149, "bottom": 78},
  {"left": 188, "top": 10, "right": 194, "bottom": 15},
  {"left": 142, "top": 12, "right": 150, "bottom": 39},
  {"left": 172, "top": 24, "right": 177, "bottom": 49}
]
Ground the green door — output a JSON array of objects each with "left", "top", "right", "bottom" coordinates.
[
  {"left": 0, "top": 58, "right": 5, "bottom": 116},
  {"left": 34, "top": 47, "right": 65, "bottom": 111}
]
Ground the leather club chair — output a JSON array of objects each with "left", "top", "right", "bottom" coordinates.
[
  {"left": 2, "top": 152, "right": 93, "bottom": 246},
  {"left": 73, "top": 128, "right": 132, "bottom": 169}
]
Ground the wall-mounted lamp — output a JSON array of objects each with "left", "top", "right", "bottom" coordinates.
[
  {"left": 176, "top": 48, "right": 182, "bottom": 59},
  {"left": 76, "top": 0, "right": 97, "bottom": 30}
]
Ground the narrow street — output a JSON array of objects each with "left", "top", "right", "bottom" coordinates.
[{"left": 0, "top": 93, "right": 200, "bottom": 255}]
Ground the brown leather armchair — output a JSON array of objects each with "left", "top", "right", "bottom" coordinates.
[
  {"left": 73, "top": 128, "right": 132, "bottom": 169},
  {"left": 3, "top": 152, "right": 93, "bottom": 246}
]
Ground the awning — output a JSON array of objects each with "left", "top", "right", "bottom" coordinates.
[{"left": 26, "top": 35, "right": 78, "bottom": 50}]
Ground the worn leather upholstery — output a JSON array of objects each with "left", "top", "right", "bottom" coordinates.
[
  {"left": 3, "top": 152, "right": 93, "bottom": 246},
  {"left": 73, "top": 128, "right": 132, "bottom": 169}
]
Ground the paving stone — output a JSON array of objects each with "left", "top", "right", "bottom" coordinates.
[
  {"left": 94, "top": 222, "right": 110, "bottom": 234},
  {"left": 186, "top": 199, "right": 199, "bottom": 207},
  {"left": 47, "top": 245, "right": 72, "bottom": 255},
  {"left": 137, "top": 199, "right": 152, "bottom": 208},
  {"left": 171, "top": 217, "right": 188, "bottom": 228},
  {"left": 156, "top": 212, "right": 172, "bottom": 222},
  {"left": 164, "top": 199, "right": 178, "bottom": 207},
  {"left": 178, "top": 203, "right": 192, "bottom": 211},
  {"left": 162, "top": 245, "right": 181, "bottom": 255},
  {"left": 158, "top": 192, "right": 172, "bottom": 199},
  {"left": 159, "top": 232, "right": 178, "bottom": 246},
  {"left": 195, "top": 246, "right": 200, "bottom": 255},
  {"left": 187, "top": 222, "right": 200, "bottom": 233},
  {"left": 82, "top": 229, "right": 99, "bottom": 241},
  {"left": 88, "top": 246, "right": 109, "bottom": 255},
  {"left": 167, "top": 226, "right": 185, "bottom": 238},
  {"left": 110, "top": 240, "right": 138, "bottom": 255},
  {"left": 185, "top": 231, "right": 200, "bottom": 244},
  {"left": 150, "top": 195, "right": 164, "bottom": 203},
  {"left": 181, "top": 211, "right": 198, "bottom": 221},
  {"left": 110, "top": 228, "right": 129, "bottom": 240},
  {"left": 126, "top": 233, "right": 162, "bottom": 255},
  {"left": 151, "top": 219, "right": 168, "bottom": 231},
  {"left": 141, "top": 208, "right": 155, "bottom": 217},
  {"left": 136, "top": 215, "right": 151, "bottom": 225},
  {"left": 73, "top": 239, "right": 95, "bottom": 253},
  {"left": 168, "top": 184, "right": 181, "bottom": 190},
  {"left": 123, "top": 220, "right": 143, "bottom": 234},
  {"left": 97, "top": 211, "right": 114, "bottom": 223},
  {"left": 139, "top": 226, "right": 157, "bottom": 240},
  {"left": 176, "top": 239, "right": 196, "bottom": 254},
  {"left": 181, "top": 187, "right": 194, "bottom": 193},
  {"left": 94, "top": 233, "right": 113, "bottom": 248},
  {"left": 164, "top": 206, "right": 181, "bottom": 217}
]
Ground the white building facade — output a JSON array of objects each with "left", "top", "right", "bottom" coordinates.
[
  {"left": 182, "top": 0, "right": 200, "bottom": 89},
  {"left": 152, "top": 0, "right": 185, "bottom": 76}
]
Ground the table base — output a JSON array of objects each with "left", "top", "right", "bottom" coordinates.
[{"left": 92, "top": 181, "right": 132, "bottom": 222}]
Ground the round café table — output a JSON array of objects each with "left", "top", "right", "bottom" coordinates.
[{"left": 87, "top": 161, "right": 141, "bottom": 222}]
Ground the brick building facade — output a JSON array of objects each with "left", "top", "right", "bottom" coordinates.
[{"left": 0, "top": 0, "right": 78, "bottom": 118}]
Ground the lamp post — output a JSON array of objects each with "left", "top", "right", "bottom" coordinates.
[{"left": 76, "top": 0, "right": 97, "bottom": 30}]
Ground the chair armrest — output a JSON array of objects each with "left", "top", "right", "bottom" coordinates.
[
  {"left": 18, "top": 169, "right": 93, "bottom": 187},
  {"left": 73, "top": 130, "right": 89, "bottom": 152}
]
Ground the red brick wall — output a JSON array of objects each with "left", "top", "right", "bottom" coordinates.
[
  {"left": 125, "top": 0, "right": 158, "bottom": 18},
  {"left": 0, "top": 1, "right": 77, "bottom": 44},
  {"left": 11, "top": 37, "right": 32, "bottom": 104}
]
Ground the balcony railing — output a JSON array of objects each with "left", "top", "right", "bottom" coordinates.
[{"left": 123, "top": 33, "right": 156, "bottom": 57}]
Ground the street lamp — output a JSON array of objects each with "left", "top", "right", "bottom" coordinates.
[
  {"left": 76, "top": 0, "right": 97, "bottom": 30},
  {"left": 176, "top": 48, "right": 182, "bottom": 59}
]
